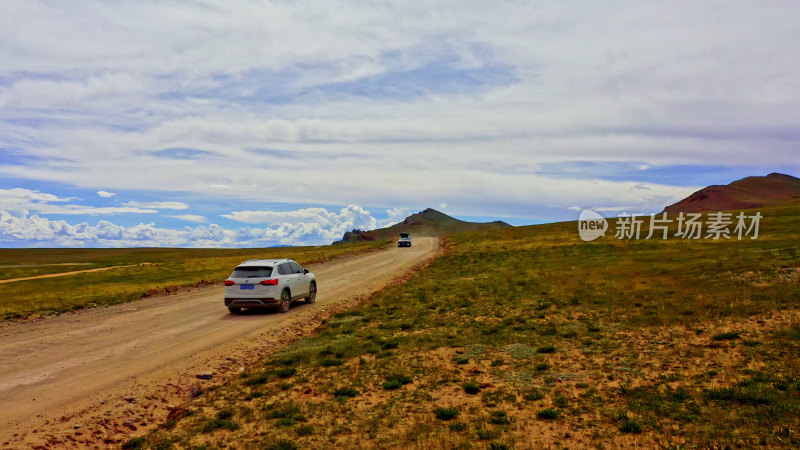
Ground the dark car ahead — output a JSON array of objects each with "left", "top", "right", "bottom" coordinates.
[{"left": 398, "top": 233, "right": 411, "bottom": 247}]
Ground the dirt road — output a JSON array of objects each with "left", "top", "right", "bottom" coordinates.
[
  {"left": 0, "top": 265, "right": 140, "bottom": 284},
  {"left": 0, "top": 238, "right": 438, "bottom": 448}
]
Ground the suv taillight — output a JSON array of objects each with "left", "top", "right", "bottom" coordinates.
[
  {"left": 224, "top": 280, "right": 235, "bottom": 286},
  {"left": 260, "top": 279, "right": 278, "bottom": 286}
]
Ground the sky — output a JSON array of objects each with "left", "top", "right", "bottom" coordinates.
[{"left": 1, "top": 1, "right": 799, "bottom": 247}]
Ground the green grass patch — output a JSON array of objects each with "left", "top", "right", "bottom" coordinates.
[
  {"left": 333, "top": 387, "right": 359, "bottom": 399},
  {"left": 489, "top": 410, "right": 511, "bottom": 425},
  {"left": 462, "top": 381, "right": 481, "bottom": 394},
  {"left": 276, "top": 367, "right": 297, "bottom": 378},
  {"left": 712, "top": 331, "right": 742, "bottom": 341},
  {"left": 475, "top": 427, "right": 501, "bottom": 440},
  {"left": 536, "top": 408, "right": 559, "bottom": 420},
  {"left": 383, "top": 373, "right": 413, "bottom": 390},
  {"left": 262, "top": 439, "right": 299, "bottom": 450},
  {"left": 433, "top": 407, "right": 459, "bottom": 421},
  {"left": 619, "top": 418, "right": 643, "bottom": 433}
]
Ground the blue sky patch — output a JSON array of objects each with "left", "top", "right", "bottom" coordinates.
[{"left": 152, "top": 148, "right": 217, "bottom": 160}]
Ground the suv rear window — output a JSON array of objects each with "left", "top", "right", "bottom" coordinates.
[{"left": 231, "top": 266, "right": 273, "bottom": 278}]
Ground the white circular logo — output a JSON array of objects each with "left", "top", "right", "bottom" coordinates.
[{"left": 578, "top": 210, "right": 608, "bottom": 241}]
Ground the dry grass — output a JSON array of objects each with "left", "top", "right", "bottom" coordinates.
[{"left": 136, "top": 203, "right": 800, "bottom": 448}]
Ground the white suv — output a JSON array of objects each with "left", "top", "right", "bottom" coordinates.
[{"left": 224, "top": 259, "right": 316, "bottom": 314}]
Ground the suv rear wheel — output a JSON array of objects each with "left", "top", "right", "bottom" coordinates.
[
  {"left": 228, "top": 306, "right": 242, "bottom": 314},
  {"left": 278, "top": 289, "right": 291, "bottom": 313}
]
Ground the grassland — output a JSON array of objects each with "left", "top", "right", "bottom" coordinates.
[
  {"left": 132, "top": 203, "right": 798, "bottom": 448},
  {"left": 0, "top": 241, "right": 388, "bottom": 321}
]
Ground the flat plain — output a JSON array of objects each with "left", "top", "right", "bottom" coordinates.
[
  {"left": 0, "top": 238, "right": 438, "bottom": 448},
  {"left": 0, "top": 241, "right": 387, "bottom": 320}
]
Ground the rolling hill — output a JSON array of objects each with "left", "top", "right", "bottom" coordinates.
[
  {"left": 334, "top": 208, "right": 511, "bottom": 243},
  {"left": 664, "top": 172, "right": 800, "bottom": 214}
]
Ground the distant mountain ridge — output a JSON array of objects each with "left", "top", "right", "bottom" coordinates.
[
  {"left": 664, "top": 173, "right": 800, "bottom": 214},
  {"left": 334, "top": 208, "right": 511, "bottom": 244}
]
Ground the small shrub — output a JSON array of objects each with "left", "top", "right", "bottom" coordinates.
[
  {"left": 463, "top": 381, "right": 481, "bottom": 395},
  {"left": 245, "top": 372, "right": 270, "bottom": 386},
  {"left": 491, "top": 359, "right": 505, "bottom": 367},
  {"left": 536, "top": 363, "right": 550, "bottom": 371},
  {"left": 619, "top": 418, "right": 642, "bottom": 433},
  {"left": 215, "top": 409, "right": 234, "bottom": 420},
  {"left": 122, "top": 437, "right": 146, "bottom": 449},
  {"left": 246, "top": 391, "right": 265, "bottom": 400},
  {"left": 320, "top": 358, "right": 344, "bottom": 367},
  {"left": 523, "top": 389, "right": 544, "bottom": 401},
  {"left": 554, "top": 393, "right": 568, "bottom": 408},
  {"left": 277, "top": 367, "right": 297, "bottom": 378},
  {"left": 448, "top": 422, "right": 466, "bottom": 431},
  {"left": 383, "top": 373, "right": 413, "bottom": 390},
  {"left": 490, "top": 410, "right": 511, "bottom": 425},
  {"left": 489, "top": 443, "right": 510, "bottom": 450},
  {"left": 333, "top": 387, "right": 359, "bottom": 398},
  {"left": 454, "top": 356, "right": 470, "bottom": 365},
  {"left": 277, "top": 417, "right": 296, "bottom": 427},
  {"left": 434, "top": 407, "right": 459, "bottom": 421},
  {"left": 296, "top": 424, "right": 314, "bottom": 436},
  {"left": 262, "top": 439, "right": 299, "bottom": 450},
  {"left": 383, "top": 379, "right": 402, "bottom": 390},
  {"left": 712, "top": 331, "right": 741, "bottom": 341},
  {"left": 536, "top": 408, "right": 559, "bottom": 420},
  {"left": 151, "top": 439, "right": 173, "bottom": 450},
  {"left": 537, "top": 346, "right": 556, "bottom": 354},
  {"left": 476, "top": 427, "right": 501, "bottom": 440},
  {"left": 276, "top": 354, "right": 301, "bottom": 366},
  {"left": 380, "top": 339, "right": 399, "bottom": 350}
]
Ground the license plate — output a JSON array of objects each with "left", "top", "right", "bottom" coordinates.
[{"left": 240, "top": 284, "right": 255, "bottom": 290}]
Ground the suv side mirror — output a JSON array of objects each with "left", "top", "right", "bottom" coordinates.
[{"left": 303, "top": 268, "right": 309, "bottom": 274}]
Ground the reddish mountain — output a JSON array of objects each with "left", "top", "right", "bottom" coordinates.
[{"left": 664, "top": 173, "right": 800, "bottom": 214}]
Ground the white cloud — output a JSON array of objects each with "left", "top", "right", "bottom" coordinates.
[
  {"left": 123, "top": 201, "right": 189, "bottom": 210},
  {"left": 169, "top": 214, "right": 207, "bottom": 223},
  {"left": 0, "top": 204, "right": 408, "bottom": 247},
  {"left": 0, "top": 188, "right": 71, "bottom": 212},
  {"left": 380, "top": 207, "right": 411, "bottom": 228},
  {"left": 223, "top": 205, "right": 380, "bottom": 244},
  {"left": 0, "top": 1, "right": 796, "bottom": 223},
  {"left": 97, "top": 190, "right": 116, "bottom": 198},
  {"left": 0, "top": 188, "right": 156, "bottom": 215}
]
